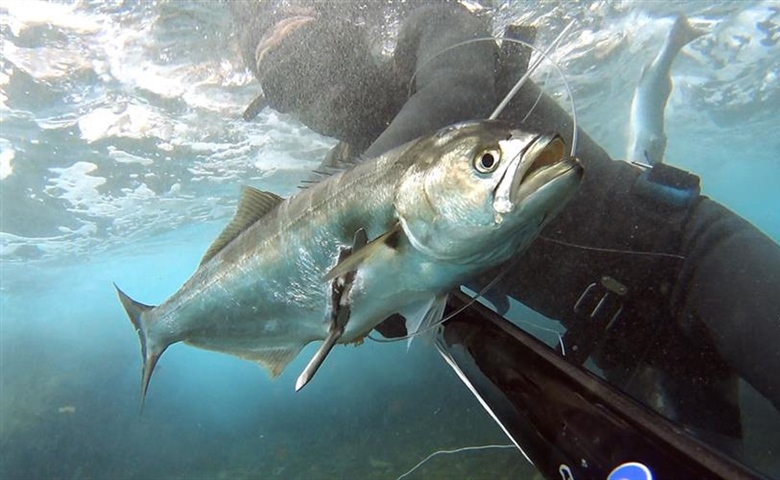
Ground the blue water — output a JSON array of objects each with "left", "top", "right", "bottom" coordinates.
[
  {"left": 1, "top": 1, "right": 779, "bottom": 479},
  {"left": 1, "top": 224, "right": 531, "bottom": 479}
]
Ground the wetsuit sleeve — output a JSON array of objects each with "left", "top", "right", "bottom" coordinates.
[
  {"left": 676, "top": 199, "right": 780, "bottom": 411},
  {"left": 470, "top": 61, "right": 780, "bottom": 413},
  {"left": 363, "top": 5, "right": 498, "bottom": 157}
]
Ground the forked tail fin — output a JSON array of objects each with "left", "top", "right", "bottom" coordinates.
[
  {"left": 669, "top": 14, "right": 705, "bottom": 54},
  {"left": 114, "top": 284, "right": 167, "bottom": 409}
]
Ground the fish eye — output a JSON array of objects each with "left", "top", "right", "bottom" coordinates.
[{"left": 473, "top": 148, "right": 501, "bottom": 174}]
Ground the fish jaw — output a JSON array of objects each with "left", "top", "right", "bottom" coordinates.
[{"left": 495, "top": 133, "right": 569, "bottom": 213}]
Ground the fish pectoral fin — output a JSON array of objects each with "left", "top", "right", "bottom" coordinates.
[
  {"left": 323, "top": 224, "right": 402, "bottom": 282},
  {"left": 240, "top": 346, "right": 303, "bottom": 378},
  {"left": 399, "top": 295, "right": 449, "bottom": 350},
  {"left": 200, "top": 186, "right": 284, "bottom": 265}
]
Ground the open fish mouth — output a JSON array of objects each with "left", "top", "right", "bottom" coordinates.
[{"left": 494, "top": 133, "right": 581, "bottom": 213}]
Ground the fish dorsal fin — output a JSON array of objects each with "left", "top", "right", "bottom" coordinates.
[
  {"left": 200, "top": 186, "right": 284, "bottom": 265},
  {"left": 323, "top": 224, "right": 402, "bottom": 282}
]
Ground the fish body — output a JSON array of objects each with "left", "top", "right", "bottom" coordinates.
[
  {"left": 116, "top": 120, "right": 582, "bottom": 400},
  {"left": 626, "top": 15, "right": 704, "bottom": 165}
]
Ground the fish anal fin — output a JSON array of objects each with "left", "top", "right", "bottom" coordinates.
[
  {"left": 323, "top": 224, "right": 402, "bottom": 282},
  {"left": 201, "top": 187, "right": 284, "bottom": 265},
  {"left": 239, "top": 346, "right": 303, "bottom": 378}
]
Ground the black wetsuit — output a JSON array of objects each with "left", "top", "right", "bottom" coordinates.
[{"left": 234, "top": 2, "right": 780, "bottom": 444}]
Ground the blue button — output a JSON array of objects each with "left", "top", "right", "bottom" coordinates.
[{"left": 607, "top": 462, "right": 653, "bottom": 480}]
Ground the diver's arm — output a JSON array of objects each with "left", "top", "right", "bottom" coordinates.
[
  {"left": 675, "top": 199, "right": 780, "bottom": 411},
  {"left": 503, "top": 81, "right": 780, "bottom": 411},
  {"left": 507, "top": 79, "right": 780, "bottom": 410},
  {"left": 364, "top": 5, "right": 498, "bottom": 157},
  {"left": 460, "top": 34, "right": 780, "bottom": 411}
]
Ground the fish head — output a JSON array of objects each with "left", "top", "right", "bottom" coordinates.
[{"left": 396, "top": 120, "right": 583, "bottom": 266}]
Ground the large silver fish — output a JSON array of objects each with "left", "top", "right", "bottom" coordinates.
[
  {"left": 116, "top": 120, "right": 582, "bottom": 401},
  {"left": 626, "top": 14, "right": 704, "bottom": 165}
]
